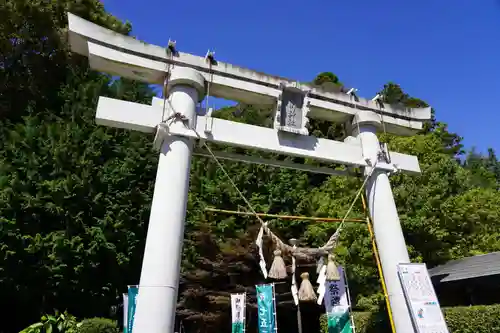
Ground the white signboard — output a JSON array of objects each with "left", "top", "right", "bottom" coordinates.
[{"left": 398, "top": 263, "right": 449, "bottom": 333}]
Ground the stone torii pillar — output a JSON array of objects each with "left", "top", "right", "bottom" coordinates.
[
  {"left": 351, "top": 111, "right": 412, "bottom": 332},
  {"left": 66, "top": 12, "right": 433, "bottom": 333},
  {"left": 132, "top": 67, "right": 205, "bottom": 333}
]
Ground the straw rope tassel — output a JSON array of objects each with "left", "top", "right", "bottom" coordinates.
[
  {"left": 325, "top": 254, "right": 341, "bottom": 281},
  {"left": 268, "top": 249, "right": 287, "bottom": 280},
  {"left": 298, "top": 272, "right": 317, "bottom": 302}
]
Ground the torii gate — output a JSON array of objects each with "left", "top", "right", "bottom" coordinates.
[{"left": 67, "top": 13, "right": 432, "bottom": 333}]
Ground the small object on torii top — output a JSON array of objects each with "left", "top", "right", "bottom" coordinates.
[
  {"left": 346, "top": 87, "right": 357, "bottom": 95},
  {"left": 205, "top": 50, "right": 216, "bottom": 65},
  {"left": 167, "top": 39, "right": 177, "bottom": 55},
  {"left": 346, "top": 87, "right": 358, "bottom": 98},
  {"left": 372, "top": 93, "right": 384, "bottom": 108},
  {"left": 67, "top": 12, "right": 432, "bottom": 333}
]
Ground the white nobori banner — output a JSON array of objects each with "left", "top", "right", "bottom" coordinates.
[
  {"left": 230, "top": 293, "right": 246, "bottom": 333},
  {"left": 324, "top": 266, "right": 349, "bottom": 313},
  {"left": 321, "top": 266, "right": 354, "bottom": 333}
]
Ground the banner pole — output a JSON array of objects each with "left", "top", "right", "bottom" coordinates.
[
  {"left": 123, "top": 293, "right": 128, "bottom": 333},
  {"left": 272, "top": 283, "right": 278, "bottom": 333},
  {"left": 343, "top": 267, "right": 356, "bottom": 333},
  {"left": 243, "top": 293, "right": 247, "bottom": 333}
]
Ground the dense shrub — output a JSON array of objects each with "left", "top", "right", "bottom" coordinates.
[
  {"left": 443, "top": 305, "right": 500, "bottom": 333},
  {"left": 320, "top": 311, "right": 389, "bottom": 333},
  {"left": 320, "top": 305, "right": 500, "bottom": 333},
  {"left": 76, "top": 318, "right": 119, "bottom": 333}
]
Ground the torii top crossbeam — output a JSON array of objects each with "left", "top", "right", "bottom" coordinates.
[
  {"left": 66, "top": 13, "right": 431, "bottom": 176},
  {"left": 67, "top": 13, "right": 430, "bottom": 136}
]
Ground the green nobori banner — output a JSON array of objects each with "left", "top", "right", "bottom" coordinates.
[
  {"left": 124, "top": 286, "right": 138, "bottom": 333},
  {"left": 256, "top": 284, "right": 277, "bottom": 333}
]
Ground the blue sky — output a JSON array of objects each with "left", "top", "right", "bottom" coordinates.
[{"left": 102, "top": 0, "right": 500, "bottom": 154}]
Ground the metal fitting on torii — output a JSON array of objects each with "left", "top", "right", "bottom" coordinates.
[
  {"left": 346, "top": 87, "right": 358, "bottom": 99},
  {"left": 167, "top": 39, "right": 177, "bottom": 56},
  {"left": 350, "top": 110, "right": 394, "bottom": 167},
  {"left": 153, "top": 123, "right": 170, "bottom": 151},
  {"left": 371, "top": 93, "right": 385, "bottom": 108},
  {"left": 205, "top": 50, "right": 216, "bottom": 65},
  {"left": 153, "top": 113, "right": 190, "bottom": 151}
]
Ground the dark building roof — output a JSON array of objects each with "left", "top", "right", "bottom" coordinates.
[{"left": 428, "top": 252, "right": 500, "bottom": 282}]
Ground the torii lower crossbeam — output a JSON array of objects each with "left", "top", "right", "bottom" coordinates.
[{"left": 96, "top": 96, "right": 421, "bottom": 175}]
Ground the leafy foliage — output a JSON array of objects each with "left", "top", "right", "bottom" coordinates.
[
  {"left": 443, "top": 305, "right": 500, "bottom": 333},
  {"left": 378, "top": 82, "right": 464, "bottom": 156},
  {"left": 321, "top": 305, "right": 500, "bottom": 333},
  {"left": 20, "top": 314, "right": 118, "bottom": 333},
  {"left": 76, "top": 318, "right": 119, "bottom": 333},
  {"left": 0, "top": 1, "right": 155, "bottom": 332},
  {"left": 20, "top": 312, "right": 78, "bottom": 333},
  {"left": 320, "top": 312, "right": 389, "bottom": 333}
]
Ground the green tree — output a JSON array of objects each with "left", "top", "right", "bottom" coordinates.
[
  {"left": 463, "top": 147, "right": 500, "bottom": 189},
  {"left": 313, "top": 72, "right": 341, "bottom": 86},
  {"left": 0, "top": 1, "right": 154, "bottom": 331},
  {"left": 378, "top": 82, "right": 464, "bottom": 156},
  {"left": 0, "top": 0, "right": 131, "bottom": 121}
]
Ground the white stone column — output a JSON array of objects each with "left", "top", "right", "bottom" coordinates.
[
  {"left": 352, "top": 111, "right": 415, "bottom": 333},
  {"left": 132, "top": 67, "right": 205, "bottom": 333}
]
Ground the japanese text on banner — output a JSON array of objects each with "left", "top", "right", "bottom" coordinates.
[
  {"left": 231, "top": 293, "right": 246, "bottom": 333},
  {"left": 323, "top": 266, "right": 353, "bottom": 333},
  {"left": 256, "top": 284, "right": 277, "bottom": 333}
]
